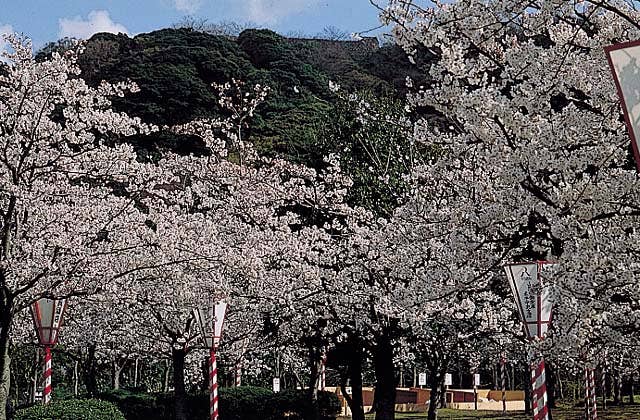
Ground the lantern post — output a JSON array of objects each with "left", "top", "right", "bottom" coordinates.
[
  {"left": 194, "top": 301, "right": 227, "bottom": 420},
  {"left": 500, "top": 352, "right": 507, "bottom": 413},
  {"left": 30, "top": 298, "right": 68, "bottom": 405},
  {"left": 503, "top": 261, "right": 554, "bottom": 420}
]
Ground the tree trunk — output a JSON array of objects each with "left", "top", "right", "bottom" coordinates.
[
  {"left": 427, "top": 360, "right": 448, "bottom": 420},
  {"left": 492, "top": 363, "right": 498, "bottom": 389},
  {"left": 602, "top": 369, "right": 607, "bottom": 409},
  {"left": 0, "top": 291, "right": 12, "bottom": 420},
  {"left": 306, "top": 345, "right": 320, "bottom": 420},
  {"left": 112, "top": 359, "right": 125, "bottom": 390},
  {"left": 629, "top": 378, "right": 635, "bottom": 404},
  {"left": 427, "top": 371, "right": 440, "bottom": 420},
  {"left": 163, "top": 359, "right": 170, "bottom": 393},
  {"left": 0, "top": 343, "right": 10, "bottom": 420},
  {"left": 172, "top": 348, "right": 188, "bottom": 420},
  {"left": 510, "top": 364, "right": 515, "bottom": 391},
  {"left": 83, "top": 344, "right": 98, "bottom": 398},
  {"left": 74, "top": 360, "right": 79, "bottom": 396},
  {"left": 31, "top": 348, "right": 39, "bottom": 403},
  {"left": 341, "top": 345, "right": 365, "bottom": 420},
  {"left": 523, "top": 363, "right": 532, "bottom": 415},
  {"left": 558, "top": 376, "right": 564, "bottom": 400},
  {"left": 374, "top": 333, "right": 396, "bottom": 420},
  {"left": 201, "top": 356, "right": 209, "bottom": 392},
  {"left": 133, "top": 358, "right": 139, "bottom": 388},
  {"left": 613, "top": 371, "right": 621, "bottom": 405},
  {"left": 546, "top": 360, "right": 556, "bottom": 409}
]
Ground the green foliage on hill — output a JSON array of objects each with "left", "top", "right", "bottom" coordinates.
[
  {"left": 38, "top": 27, "right": 432, "bottom": 215},
  {"left": 317, "top": 90, "right": 419, "bottom": 218}
]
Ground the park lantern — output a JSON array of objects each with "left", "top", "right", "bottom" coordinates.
[
  {"left": 30, "top": 298, "right": 68, "bottom": 405},
  {"left": 606, "top": 40, "right": 640, "bottom": 171},
  {"left": 503, "top": 261, "right": 553, "bottom": 339},
  {"left": 503, "top": 261, "right": 554, "bottom": 420},
  {"left": 194, "top": 300, "right": 227, "bottom": 420},
  {"left": 194, "top": 300, "right": 227, "bottom": 350}
]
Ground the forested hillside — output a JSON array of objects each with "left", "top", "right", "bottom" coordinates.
[
  {"left": 36, "top": 27, "right": 436, "bottom": 216},
  {"left": 40, "top": 28, "right": 431, "bottom": 166}
]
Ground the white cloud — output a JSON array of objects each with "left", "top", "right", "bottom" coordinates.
[
  {"left": 58, "top": 10, "right": 128, "bottom": 40},
  {"left": 174, "top": 0, "right": 203, "bottom": 14},
  {"left": 246, "top": 0, "right": 319, "bottom": 24},
  {"left": 0, "top": 24, "right": 12, "bottom": 36}
]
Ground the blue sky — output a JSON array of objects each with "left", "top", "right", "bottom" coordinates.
[{"left": 0, "top": 0, "right": 386, "bottom": 48}]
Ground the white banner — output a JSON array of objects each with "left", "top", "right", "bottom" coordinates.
[
  {"left": 606, "top": 41, "right": 640, "bottom": 167},
  {"left": 504, "top": 262, "right": 554, "bottom": 338},
  {"left": 418, "top": 372, "right": 427, "bottom": 386}
]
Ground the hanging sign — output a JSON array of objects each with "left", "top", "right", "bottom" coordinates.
[
  {"left": 503, "top": 262, "right": 554, "bottom": 339},
  {"left": 444, "top": 373, "right": 452, "bottom": 386},
  {"left": 418, "top": 372, "right": 427, "bottom": 386}
]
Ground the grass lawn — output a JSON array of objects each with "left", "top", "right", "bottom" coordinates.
[{"left": 353, "top": 404, "right": 640, "bottom": 419}]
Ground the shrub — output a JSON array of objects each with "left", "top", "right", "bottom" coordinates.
[
  {"left": 219, "top": 386, "right": 274, "bottom": 420},
  {"left": 85, "top": 387, "right": 340, "bottom": 420},
  {"left": 154, "top": 392, "right": 209, "bottom": 420},
  {"left": 99, "top": 389, "right": 157, "bottom": 420},
  {"left": 14, "top": 399, "right": 125, "bottom": 420},
  {"left": 268, "top": 389, "right": 341, "bottom": 420},
  {"left": 317, "top": 390, "right": 341, "bottom": 419}
]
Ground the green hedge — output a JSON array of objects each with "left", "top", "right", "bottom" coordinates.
[
  {"left": 15, "top": 399, "right": 125, "bottom": 420},
  {"left": 268, "top": 389, "right": 341, "bottom": 420},
  {"left": 101, "top": 387, "right": 340, "bottom": 420},
  {"left": 99, "top": 389, "right": 157, "bottom": 419},
  {"left": 219, "top": 386, "right": 276, "bottom": 420}
]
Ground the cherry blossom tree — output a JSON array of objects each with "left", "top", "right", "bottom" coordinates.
[
  {"left": 0, "top": 34, "right": 159, "bottom": 419},
  {"left": 94, "top": 77, "right": 364, "bottom": 419},
  {"left": 380, "top": 0, "right": 640, "bottom": 415}
]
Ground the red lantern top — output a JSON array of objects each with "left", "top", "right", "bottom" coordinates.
[
  {"left": 503, "top": 261, "right": 554, "bottom": 340},
  {"left": 30, "top": 298, "right": 67, "bottom": 347}
]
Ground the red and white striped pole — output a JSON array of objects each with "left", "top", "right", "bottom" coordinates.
[
  {"left": 210, "top": 348, "right": 219, "bottom": 420},
  {"left": 500, "top": 354, "right": 506, "bottom": 413},
  {"left": 584, "top": 366, "right": 598, "bottom": 420},
  {"left": 592, "top": 368, "right": 599, "bottom": 420},
  {"left": 584, "top": 367, "right": 590, "bottom": 420},
  {"left": 601, "top": 362, "right": 607, "bottom": 410},
  {"left": 587, "top": 368, "right": 598, "bottom": 420},
  {"left": 43, "top": 346, "right": 52, "bottom": 405},
  {"left": 530, "top": 358, "right": 549, "bottom": 420}
]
